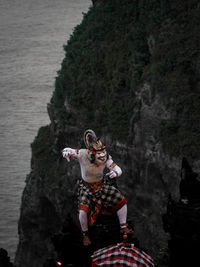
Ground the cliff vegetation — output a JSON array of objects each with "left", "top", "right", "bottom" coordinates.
[{"left": 52, "top": 0, "right": 200, "bottom": 158}]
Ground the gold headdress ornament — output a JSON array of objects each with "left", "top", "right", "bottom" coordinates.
[{"left": 84, "top": 129, "right": 106, "bottom": 152}]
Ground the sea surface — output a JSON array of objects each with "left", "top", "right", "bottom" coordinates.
[{"left": 0, "top": 0, "right": 90, "bottom": 260}]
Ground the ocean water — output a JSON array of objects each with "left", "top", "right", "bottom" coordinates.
[{"left": 0, "top": 0, "right": 90, "bottom": 260}]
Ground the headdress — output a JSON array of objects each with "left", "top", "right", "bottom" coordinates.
[{"left": 84, "top": 129, "right": 106, "bottom": 152}]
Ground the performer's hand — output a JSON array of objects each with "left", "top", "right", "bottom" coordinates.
[
  {"left": 106, "top": 170, "right": 117, "bottom": 179},
  {"left": 62, "top": 148, "right": 71, "bottom": 162}
]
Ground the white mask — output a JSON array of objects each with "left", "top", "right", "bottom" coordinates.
[{"left": 95, "top": 149, "right": 107, "bottom": 164}]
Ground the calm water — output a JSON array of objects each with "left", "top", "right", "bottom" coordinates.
[{"left": 0, "top": 0, "right": 90, "bottom": 260}]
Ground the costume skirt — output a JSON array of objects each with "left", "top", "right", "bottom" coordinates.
[{"left": 77, "top": 178, "right": 127, "bottom": 226}]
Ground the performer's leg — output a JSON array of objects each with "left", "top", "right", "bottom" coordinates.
[
  {"left": 102, "top": 183, "right": 133, "bottom": 235},
  {"left": 117, "top": 204, "right": 134, "bottom": 235},
  {"left": 117, "top": 204, "right": 127, "bottom": 226},
  {"left": 79, "top": 209, "right": 88, "bottom": 232},
  {"left": 79, "top": 209, "right": 91, "bottom": 246}
]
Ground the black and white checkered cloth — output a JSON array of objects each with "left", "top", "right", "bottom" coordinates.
[
  {"left": 79, "top": 180, "right": 124, "bottom": 209},
  {"left": 91, "top": 242, "right": 154, "bottom": 267},
  {"left": 78, "top": 179, "right": 127, "bottom": 226}
]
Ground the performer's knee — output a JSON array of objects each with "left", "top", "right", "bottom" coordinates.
[{"left": 79, "top": 209, "right": 87, "bottom": 219}]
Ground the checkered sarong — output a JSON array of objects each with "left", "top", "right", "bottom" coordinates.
[
  {"left": 78, "top": 179, "right": 127, "bottom": 226},
  {"left": 91, "top": 242, "right": 155, "bottom": 267}
]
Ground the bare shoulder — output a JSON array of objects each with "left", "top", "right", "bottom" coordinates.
[{"left": 79, "top": 149, "right": 88, "bottom": 159}]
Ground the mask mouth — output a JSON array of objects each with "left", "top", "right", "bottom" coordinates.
[{"left": 97, "top": 156, "right": 106, "bottom": 162}]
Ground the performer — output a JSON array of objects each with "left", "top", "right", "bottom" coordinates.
[{"left": 62, "top": 129, "right": 133, "bottom": 246}]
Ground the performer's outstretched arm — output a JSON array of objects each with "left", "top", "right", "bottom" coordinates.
[
  {"left": 106, "top": 157, "right": 122, "bottom": 178},
  {"left": 62, "top": 147, "right": 80, "bottom": 162}
]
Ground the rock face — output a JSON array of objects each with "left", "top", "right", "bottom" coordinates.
[
  {"left": 15, "top": 0, "right": 200, "bottom": 266},
  {"left": 163, "top": 158, "right": 200, "bottom": 266}
]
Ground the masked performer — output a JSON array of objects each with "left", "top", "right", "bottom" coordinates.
[{"left": 62, "top": 129, "right": 133, "bottom": 246}]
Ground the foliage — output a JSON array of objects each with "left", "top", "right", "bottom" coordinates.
[
  {"left": 52, "top": 0, "right": 199, "bottom": 156},
  {"left": 52, "top": 0, "right": 153, "bottom": 140},
  {"left": 152, "top": 0, "right": 200, "bottom": 158}
]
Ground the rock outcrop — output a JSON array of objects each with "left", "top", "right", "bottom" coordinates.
[
  {"left": 163, "top": 158, "right": 200, "bottom": 266},
  {"left": 49, "top": 213, "right": 137, "bottom": 267},
  {"left": 14, "top": 0, "right": 200, "bottom": 266},
  {"left": 0, "top": 248, "right": 13, "bottom": 267}
]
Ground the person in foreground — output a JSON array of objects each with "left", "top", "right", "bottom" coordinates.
[{"left": 62, "top": 129, "right": 133, "bottom": 246}]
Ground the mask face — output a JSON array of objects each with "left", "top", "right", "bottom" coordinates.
[{"left": 95, "top": 149, "right": 107, "bottom": 164}]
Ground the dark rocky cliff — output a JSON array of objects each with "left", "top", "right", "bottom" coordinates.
[
  {"left": 163, "top": 158, "right": 200, "bottom": 266},
  {"left": 15, "top": 0, "right": 200, "bottom": 266}
]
